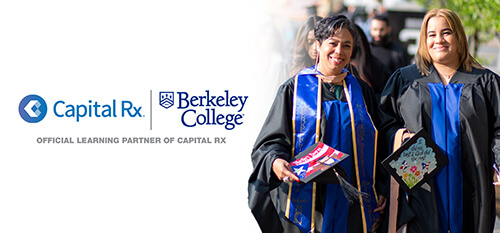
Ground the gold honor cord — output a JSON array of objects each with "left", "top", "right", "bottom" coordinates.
[
  {"left": 373, "top": 130, "right": 379, "bottom": 203},
  {"left": 343, "top": 80, "right": 367, "bottom": 233},
  {"left": 314, "top": 75, "right": 321, "bottom": 142}
]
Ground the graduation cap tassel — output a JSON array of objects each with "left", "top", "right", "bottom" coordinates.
[{"left": 333, "top": 168, "right": 369, "bottom": 204}]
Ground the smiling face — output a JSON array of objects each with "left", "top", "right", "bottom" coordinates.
[
  {"left": 316, "top": 28, "right": 354, "bottom": 76},
  {"left": 426, "top": 16, "right": 459, "bottom": 67}
]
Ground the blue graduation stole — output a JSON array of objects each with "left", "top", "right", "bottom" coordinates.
[
  {"left": 285, "top": 67, "right": 379, "bottom": 233},
  {"left": 428, "top": 82, "right": 464, "bottom": 233}
]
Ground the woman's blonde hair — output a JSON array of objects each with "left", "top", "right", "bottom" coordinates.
[{"left": 416, "top": 8, "right": 483, "bottom": 76}]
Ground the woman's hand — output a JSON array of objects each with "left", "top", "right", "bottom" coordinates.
[
  {"left": 402, "top": 129, "right": 415, "bottom": 142},
  {"left": 373, "top": 195, "right": 386, "bottom": 213},
  {"left": 272, "top": 158, "right": 300, "bottom": 183}
]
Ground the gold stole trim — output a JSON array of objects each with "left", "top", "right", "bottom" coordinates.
[{"left": 343, "top": 80, "right": 367, "bottom": 233}]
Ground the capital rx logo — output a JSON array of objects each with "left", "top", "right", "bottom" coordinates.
[
  {"left": 19, "top": 94, "right": 48, "bottom": 123},
  {"left": 159, "top": 92, "right": 174, "bottom": 109}
]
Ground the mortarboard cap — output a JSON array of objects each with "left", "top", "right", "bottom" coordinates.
[{"left": 382, "top": 129, "right": 449, "bottom": 193}]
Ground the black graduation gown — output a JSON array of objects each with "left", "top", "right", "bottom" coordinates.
[
  {"left": 248, "top": 75, "right": 390, "bottom": 233},
  {"left": 370, "top": 41, "right": 410, "bottom": 75},
  {"left": 378, "top": 64, "right": 500, "bottom": 233}
]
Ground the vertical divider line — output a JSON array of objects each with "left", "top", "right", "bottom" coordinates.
[{"left": 150, "top": 90, "right": 153, "bottom": 130}]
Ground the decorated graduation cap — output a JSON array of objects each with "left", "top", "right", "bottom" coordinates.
[
  {"left": 289, "top": 142, "right": 367, "bottom": 203},
  {"left": 382, "top": 129, "right": 449, "bottom": 193}
]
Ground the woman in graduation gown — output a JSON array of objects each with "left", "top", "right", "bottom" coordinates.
[
  {"left": 379, "top": 8, "right": 500, "bottom": 233},
  {"left": 248, "top": 15, "right": 388, "bottom": 233}
]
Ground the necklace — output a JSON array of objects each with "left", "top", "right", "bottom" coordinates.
[
  {"left": 436, "top": 64, "right": 459, "bottom": 80},
  {"left": 440, "top": 71, "right": 456, "bottom": 81},
  {"left": 443, "top": 70, "right": 456, "bottom": 78},
  {"left": 317, "top": 73, "right": 347, "bottom": 85},
  {"left": 315, "top": 64, "right": 347, "bottom": 85}
]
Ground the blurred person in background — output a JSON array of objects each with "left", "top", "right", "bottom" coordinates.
[
  {"left": 351, "top": 23, "right": 391, "bottom": 100},
  {"left": 289, "top": 15, "right": 323, "bottom": 77},
  {"left": 370, "top": 14, "right": 410, "bottom": 74}
]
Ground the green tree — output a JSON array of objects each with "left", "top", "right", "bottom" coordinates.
[{"left": 416, "top": 0, "right": 500, "bottom": 57}]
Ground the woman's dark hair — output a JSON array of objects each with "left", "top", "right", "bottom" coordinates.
[
  {"left": 314, "top": 14, "right": 357, "bottom": 47},
  {"left": 289, "top": 16, "right": 323, "bottom": 76},
  {"left": 352, "top": 24, "right": 371, "bottom": 64}
]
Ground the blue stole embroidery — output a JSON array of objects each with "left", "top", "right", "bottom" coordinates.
[
  {"left": 286, "top": 67, "right": 378, "bottom": 233},
  {"left": 428, "top": 83, "right": 463, "bottom": 233}
]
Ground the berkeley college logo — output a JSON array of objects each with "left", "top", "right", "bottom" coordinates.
[
  {"left": 19, "top": 94, "right": 47, "bottom": 123},
  {"left": 159, "top": 92, "right": 174, "bottom": 109},
  {"left": 158, "top": 90, "right": 248, "bottom": 130}
]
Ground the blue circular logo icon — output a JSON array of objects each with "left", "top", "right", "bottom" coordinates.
[{"left": 19, "top": 95, "right": 47, "bottom": 123}]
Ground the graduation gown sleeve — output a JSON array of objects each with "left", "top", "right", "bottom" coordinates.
[
  {"left": 248, "top": 78, "right": 295, "bottom": 233},
  {"left": 486, "top": 71, "right": 500, "bottom": 168}
]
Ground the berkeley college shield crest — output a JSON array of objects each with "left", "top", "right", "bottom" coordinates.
[{"left": 159, "top": 92, "right": 174, "bottom": 109}]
